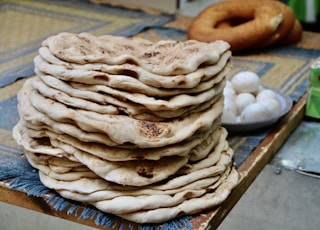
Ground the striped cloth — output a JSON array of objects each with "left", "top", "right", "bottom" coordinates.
[{"left": 0, "top": 0, "right": 174, "bottom": 88}]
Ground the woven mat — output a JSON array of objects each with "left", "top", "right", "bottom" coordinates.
[
  {"left": 1, "top": 25, "right": 319, "bottom": 229},
  {"left": 0, "top": 0, "right": 174, "bottom": 87}
]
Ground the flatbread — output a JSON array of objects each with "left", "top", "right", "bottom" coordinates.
[
  {"left": 22, "top": 79, "right": 224, "bottom": 148},
  {"left": 56, "top": 176, "right": 221, "bottom": 201},
  {"left": 67, "top": 79, "right": 225, "bottom": 111},
  {"left": 25, "top": 151, "right": 98, "bottom": 181},
  {"left": 42, "top": 32, "right": 231, "bottom": 75},
  {"left": 32, "top": 74, "right": 224, "bottom": 120},
  {"left": 35, "top": 59, "right": 229, "bottom": 108},
  {"left": 38, "top": 160, "right": 227, "bottom": 195},
  {"left": 25, "top": 124, "right": 220, "bottom": 161},
  {"left": 12, "top": 31, "right": 239, "bottom": 224},
  {"left": 50, "top": 138, "right": 189, "bottom": 186},
  {"left": 36, "top": 47, "right": 231, "bottom": 90},
  {"left": 117, "top": 167, "right": 239, "bottom": 223},
  {"left": 12, "top": 120, "right": 65, "bottom": 157},
  {"left": 92, "top": 189, "right": 208, "bottom": 215}
]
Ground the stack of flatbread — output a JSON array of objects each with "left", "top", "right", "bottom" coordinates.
[{"left": 12, "top": 32, "right": 239, "bottom": 224}]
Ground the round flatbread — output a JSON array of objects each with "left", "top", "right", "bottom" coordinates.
[
  {"left": 20, "top": 78, "right": 224, "bottom": 148},
  {"left": 118, "top": 167, "right": 239, "bottom": 223},
  {"left": 36, "top": 47, "right": 231, "bottom": 91},
  {"left": 12, "top": 31, "right": 239, "bottom": 224},
  {"left": 42, "top": 32, "right": 230, "bottom": 76}
]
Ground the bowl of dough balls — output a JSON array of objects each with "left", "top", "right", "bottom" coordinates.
[{"left": 222, "top": 71, "right": 293, "bottom": 133}]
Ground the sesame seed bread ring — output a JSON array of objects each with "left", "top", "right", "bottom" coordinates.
[
  {"left": 279, "top": 19, "right": 303, "bottom": 45},
  {"left": 253, "top": 0, "right": 296, "bottom": 48},
  {"left": 215, "top": 1, "right": 300, "bottom": 49},
  {"left": 187, "top": 0, "right": 283, "bottom": 51}
]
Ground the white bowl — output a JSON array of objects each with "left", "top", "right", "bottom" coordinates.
[{"left": 222, "top": 88, "right": 293, "bottom": 133}]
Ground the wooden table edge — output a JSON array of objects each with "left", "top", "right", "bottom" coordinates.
[{"left": 0, "top": 182, "right": 105, "bottom": 229}]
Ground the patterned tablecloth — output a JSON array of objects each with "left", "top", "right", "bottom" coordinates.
[{"left": 0, "top": 0, "right": 173, "bottom": 87}]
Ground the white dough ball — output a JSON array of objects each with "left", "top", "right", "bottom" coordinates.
[
  {"left": 231, "top": 71, "right": 261, "bottom": 94},
  {"left": 223, "top": 87, "right": 236, "bottom": 99},
  {"left": 222, "top": 109, "right": 237, "bottom": 123},
  {"left": 235, "top": 93, "right": 256, "bottom": 114},
  {"left": 240, "top": 102, "right": 272, "bottom": 123},
  {"left": 225, "top": 80, "right": 233, "bottom": 88},
  {"left": 256, "top": 89, "right": 278, "bottom": 101},
  {"left": 258, "top": 85, "right": 265, "bottom": 94},
  {"left": 224, "top": 97, "right": 237, "bottom": 115},
  {"left": 259, "top": 98, "right": 282, "bottom": 116}
]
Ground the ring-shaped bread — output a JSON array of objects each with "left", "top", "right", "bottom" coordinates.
[
  {"left": 214, "top": 1, "right": 301, "bottom": 49},
  {"left": 279, "top": 19, "right": 303, "bottom": 45},
  {"left": 188, "top": 0, "right": 284, "bottom": 51},
  {"left": 253, "top": 0, "right": 296, "bottom": 48}
]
